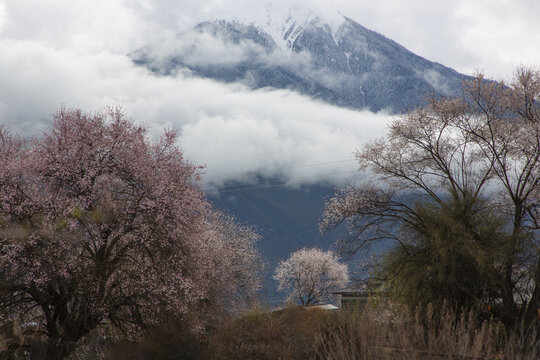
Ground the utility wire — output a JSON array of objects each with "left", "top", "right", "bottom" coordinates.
[
  {"left": 201, "top": 158, "right": 358, "bottom": 192},
  {"left": 287, "top": 159, "right": 356, "bottom": 168},
  {"left": 205, "top": 169, "right": 361, "bottom": 194},
  {"left": 216, "top": 183, "right": 291, "bottom": 194}
]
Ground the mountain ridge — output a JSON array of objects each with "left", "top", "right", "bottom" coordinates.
[{"left": 132, "top": 15, "right": 469, "bottom": 113}]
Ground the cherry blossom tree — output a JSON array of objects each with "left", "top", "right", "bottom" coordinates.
[
  {"left": 200, "top": 210, "right": 263, "bottom": 315},
  {"left": 0, "top": 107, "right": 261, "bottom": 359},
  {"left": 274, "top": 248, "right": 348, "bottom": 305}
]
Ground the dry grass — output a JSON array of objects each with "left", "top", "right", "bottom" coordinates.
[
  {"left": 313, "top": 302, "right": 503, "bottom": 359},
  {"left": 207, "top": 306, "right": 321, "bottom": 359},
  {"left": 3, "top": 303, "right": 539, "bottom": 359},
  {"left": 209, "top": 302, "right": 539, "bottom": 360}
]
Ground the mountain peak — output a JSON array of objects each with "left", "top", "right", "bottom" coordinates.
[{"left": 131, "top": 15, "right": 468, "bottom": 113}]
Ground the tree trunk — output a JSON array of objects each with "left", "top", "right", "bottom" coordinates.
[
  {"left": 523, "top": 256, "right": 540, "bottom": 328},
  {"left": 44, "top": 338, "right": 76, "bottom": 360},
  {"left": 501, "top": 204, "right": 524, "bottom": 332}
]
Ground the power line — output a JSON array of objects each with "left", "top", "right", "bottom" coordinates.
[
  {"left": 201, "top": 158, "right": 358, "bottom": 191},
  {"left": 288, "top": 159, "right": 356, "bottom": 168},
  {"left": 204, "top": 169, "right": 361, "bottom": 194},
  {"left": 215, "top": 183, "right": 289, "bottom": 194}
]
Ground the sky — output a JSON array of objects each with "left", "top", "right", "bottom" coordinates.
[{"left": 0, "top": 0, "right": 539, "bottom": 189}]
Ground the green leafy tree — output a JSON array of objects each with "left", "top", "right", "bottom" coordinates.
[{"left": 381, "top": 195, "right": 505, "bottom": 313}]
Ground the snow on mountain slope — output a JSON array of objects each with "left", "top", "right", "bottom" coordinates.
[{"left": 132, "top": 14, "right": 468, "bottom": 113}]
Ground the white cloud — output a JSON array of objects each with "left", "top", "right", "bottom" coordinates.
[
  {"left": 142, "top": 28, "right": 270, "bottom": 69},
  {"left": 0, "top": 36, "right": 389, "bottom": 188},
  {"left": 178, "top": 89, "right": 389, "bottom": 187},
  {"left": 0, "top": 2, "right": 5, "bottom": 34},
  {"left": 418, "top": 69, "right": 451, "bottom": 95},
  {"left": 0, "top": 0, "right": 538, "bottom": 189},
  {"left": 136, "top": 21, "right": 318, "bottom": 76}
]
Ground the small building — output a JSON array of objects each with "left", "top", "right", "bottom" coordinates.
[{"left": 333, "top": 287, "right": 372, "bottom": 310}]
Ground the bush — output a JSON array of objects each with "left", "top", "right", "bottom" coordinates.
[
  {"left": 208, "top": 306, "right": 325, "bottom": 359},
  {"left": 104, "top": 320, "right": 207, "bottom": 360},
  {"left": 314, "top": 303, "right": 504, "bottom": 359},
  {"left": 65, "top": 302, "right": 540, "bottom": 359},
  {"left": 209, "top": 302, "right": 540, "bottom": 359}
]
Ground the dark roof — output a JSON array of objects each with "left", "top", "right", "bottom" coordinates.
[
  {"left": 333, "top": 290, "right": 371, "bottom": 297},
  {"left": 332, "top": 284, "right": 371, "bottom": 296}
]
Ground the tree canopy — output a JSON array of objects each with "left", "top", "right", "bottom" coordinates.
[
  {"left": 0, "top": 107, "right": 262, "bottom": 359},
  {"left": 274, "top": 247, "right": 348, "bottom": 305},
  {"left": 321, "top": 68, "right": 539, "bottom": 329}
]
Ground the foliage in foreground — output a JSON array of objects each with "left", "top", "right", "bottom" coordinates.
[
  {"left": 206, "top": 303, "right": 540, "bottom": 360},
  {"left": 11, "top": 302, "right": 535, "bottom": 360}
]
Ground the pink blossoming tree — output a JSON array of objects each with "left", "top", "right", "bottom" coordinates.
[
  {"left": 198, "top": 209, "right": 263, "bottom": 317},
  {"left": 0, "top": 108, "right": 261, "bottom": 359}
]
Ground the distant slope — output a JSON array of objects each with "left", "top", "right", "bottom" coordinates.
[
  {"left": 208, "top": 184, "right": 341, "bottom": 305},
  {"left": 209, "top": 182, "right": 390, "bottom": 304},
  {"left": 132, "top": 16, "right": 469, "bottom": 113},
  {"left": 209, "top": 184, "right": 336, "bottom": 265}
]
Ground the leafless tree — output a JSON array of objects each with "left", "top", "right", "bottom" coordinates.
[{"left": 321, "top": 68, "right": 539, "bottom": 329}]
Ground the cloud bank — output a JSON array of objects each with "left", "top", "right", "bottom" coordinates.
[
  {"left": 0, "top": 35, "right": 389, "bottom": 189},
  {"left": 1, "top": 0, "right": 538, "bottom": 189}
]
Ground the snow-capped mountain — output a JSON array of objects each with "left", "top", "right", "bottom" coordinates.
[{"left": 132, "top": 15, "right": 468, "bottom": 113}]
